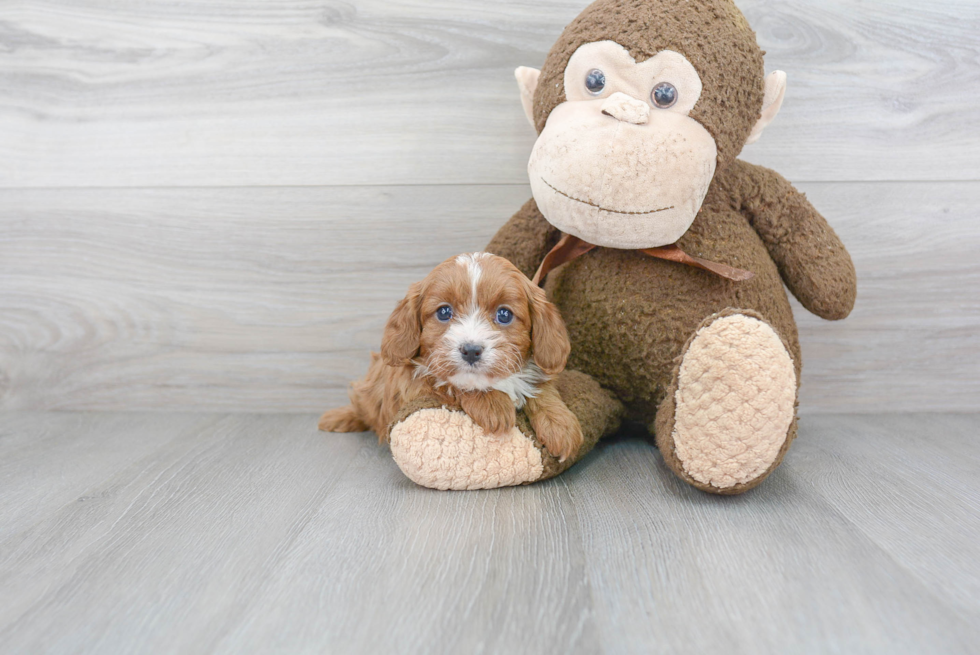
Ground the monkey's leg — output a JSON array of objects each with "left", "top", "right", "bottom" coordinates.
[
  {"left": 387, "top": 370, "right": 623, "bottom": 490},
  {"left": 654, "top": 309, "right": 798, "bottom": 495}
]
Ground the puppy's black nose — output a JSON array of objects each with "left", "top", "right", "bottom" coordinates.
[{"left": 460, "top": 343, "right": 483, "bottom": 365}]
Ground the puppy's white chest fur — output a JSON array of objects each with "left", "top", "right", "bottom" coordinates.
[
  {"left": 491, "top": 363, "right": 549, "bottom": 409},
  {"left": 442, "top": 363, "right": 548, "bottom": 409}
]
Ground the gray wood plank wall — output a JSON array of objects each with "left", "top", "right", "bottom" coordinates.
[{"left": 2, "top": 0, "right": 978, "bottom": 413}]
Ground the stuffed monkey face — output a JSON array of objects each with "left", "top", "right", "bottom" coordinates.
[
  {"left": 528, "top": 41, "right": 717, "bottom": 249},
  {"left": 516, "top": 0, "right": 787, "bottom": 250}
]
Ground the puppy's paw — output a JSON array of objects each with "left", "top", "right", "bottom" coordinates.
[
  {"left": 478, "top": 406, "right": 517, "bottom": 436},
  {"left": 460, "top": 390, "right": 516, "bottom": 436},
  {"left": 318, "top": 406, "right": 369, "bottom": 433},
  {"left": 531, "top": 403, "right": 583, "bottom": 462}
]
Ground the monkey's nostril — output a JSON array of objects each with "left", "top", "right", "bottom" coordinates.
[
  {"left": 460, "top": 344, "right": 483, "bottom": 365},
  {"left": 600, "top": 92, "right": 650, "bottom": 125}
]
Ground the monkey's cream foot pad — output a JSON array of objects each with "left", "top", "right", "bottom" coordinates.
[
  {"left": 670, "top": 313, "right": 797, "bottom": 490},
  {"left": 389, "top": 409, "right": 545, "bottom": 490}
]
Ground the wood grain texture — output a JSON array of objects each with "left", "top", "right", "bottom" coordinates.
[
  {"left": 565, "top": 423, "right": 980, "bottom": 653},
  {"left": 1, "top": 412, "right": 978, "bottom": 653},
  {"left": 1, "top": 0, "right": 977, "bottom": 412},
  {"left": 0, "top": 184, "right": 529, "bottom": 411},
  {"left": 0, "top": 412, "right": 216, "bottom": 538},
  {"left": 791, "top": 413, "right": 980, "bottom": 618},
  {"left": 2, "top": 181, "right": 978, "bottom": 413},
  {"left": 216, "top": 443, "right": 599, "bottom": 654},
  {"left": 791, "top": 181, "right": 980, "bottom": 413},
  {"left": 0, "top": 414, "right": 366, "bottom": 653},
  {"left": 0, "top": 0, "right": 977, "bottom": 187}
]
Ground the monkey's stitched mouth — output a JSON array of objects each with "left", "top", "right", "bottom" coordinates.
[{"left": 542, "top": 178, "right": 674, "bottom": 216}]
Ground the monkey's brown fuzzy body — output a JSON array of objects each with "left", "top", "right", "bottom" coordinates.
[
  {"left": 385, "top": 0, "right": 856, "bottom": 493},
  {"left": 491, "top": 157, "right": 857, "bottom": 415},
  {"left": 487, "top": 158, "right": 855, "bottom": 492}
]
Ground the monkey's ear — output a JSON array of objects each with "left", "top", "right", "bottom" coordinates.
[
  {"left": 515, "top": 66, "right": 541, "bottom": 129},
  {"left": 745, "top": 71, "right": 787, "bottom": 146},
  {"left": 381, "top": 282, "right": 423, "bottom": 366}
]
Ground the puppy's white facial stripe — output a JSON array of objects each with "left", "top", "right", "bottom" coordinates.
[
  {"left": 455, "top": 252, "right": 489, "bottom": 311},
  {"left": 455, "top": 252, "right": 491, "bottom": 265}
]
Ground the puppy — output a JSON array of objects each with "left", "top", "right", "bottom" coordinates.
[{"left": 318, "top": 252, "right": 583, "bottom": 461}]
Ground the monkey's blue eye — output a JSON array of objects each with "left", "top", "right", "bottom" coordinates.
[
  {"left": 436, "top": 305, "right": 453, "bottom": 322},
  {"left": 652, "top": 82, "right": 678, "bottom": 109},
  {"left": 495, "top": 308, "right": 514, "bottom": 325},
  {"left": 585, "top": 69, "right": 606, "bottom": 95}
]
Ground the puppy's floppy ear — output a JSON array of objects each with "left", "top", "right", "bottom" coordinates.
[
  {"left": 525, "top": 280, "right": 570, "bottom": 376},
  {"left": 381, "top": 282, "right": 423, "bottom": 366}
]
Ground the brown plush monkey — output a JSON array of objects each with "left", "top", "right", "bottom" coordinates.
[{"left": 385, "top": 0, "right": 856, "bottom": 494}]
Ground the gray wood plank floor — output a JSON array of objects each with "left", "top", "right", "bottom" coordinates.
[{"left": 1, "top": 412, "right": 978, "bottom": 654}]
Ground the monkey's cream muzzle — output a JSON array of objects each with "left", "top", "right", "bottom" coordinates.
[{"left": 528, "top": 94, "right": 717, "bottom": 250}]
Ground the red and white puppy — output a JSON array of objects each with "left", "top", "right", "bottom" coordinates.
[{"left": 318, "top": 252, "right": 583, "bottom": 461}]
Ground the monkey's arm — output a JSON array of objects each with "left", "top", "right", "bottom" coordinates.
[
  {"left": 731, "top": 160, "right": 856, "bottom": 320},
  {"left": 485, "top": 198, "right": 562, "bottom": 279}
]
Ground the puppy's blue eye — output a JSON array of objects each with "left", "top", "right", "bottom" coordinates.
[
  {"left": 436, "top": 305, "right": 453, "bottom": 322},
  {"left": 496, "top": 308, "right": 514, "bottom": 325},
  {"left": 585, "top": 69, "right": 606, "bottom": 95}
]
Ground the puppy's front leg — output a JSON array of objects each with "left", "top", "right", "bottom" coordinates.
[
  {"left": 525, "top": 381, "right": 583, "bottom": 462},
  {"left": 459, "top": 390, "right": 516, "bottom": 436}
]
